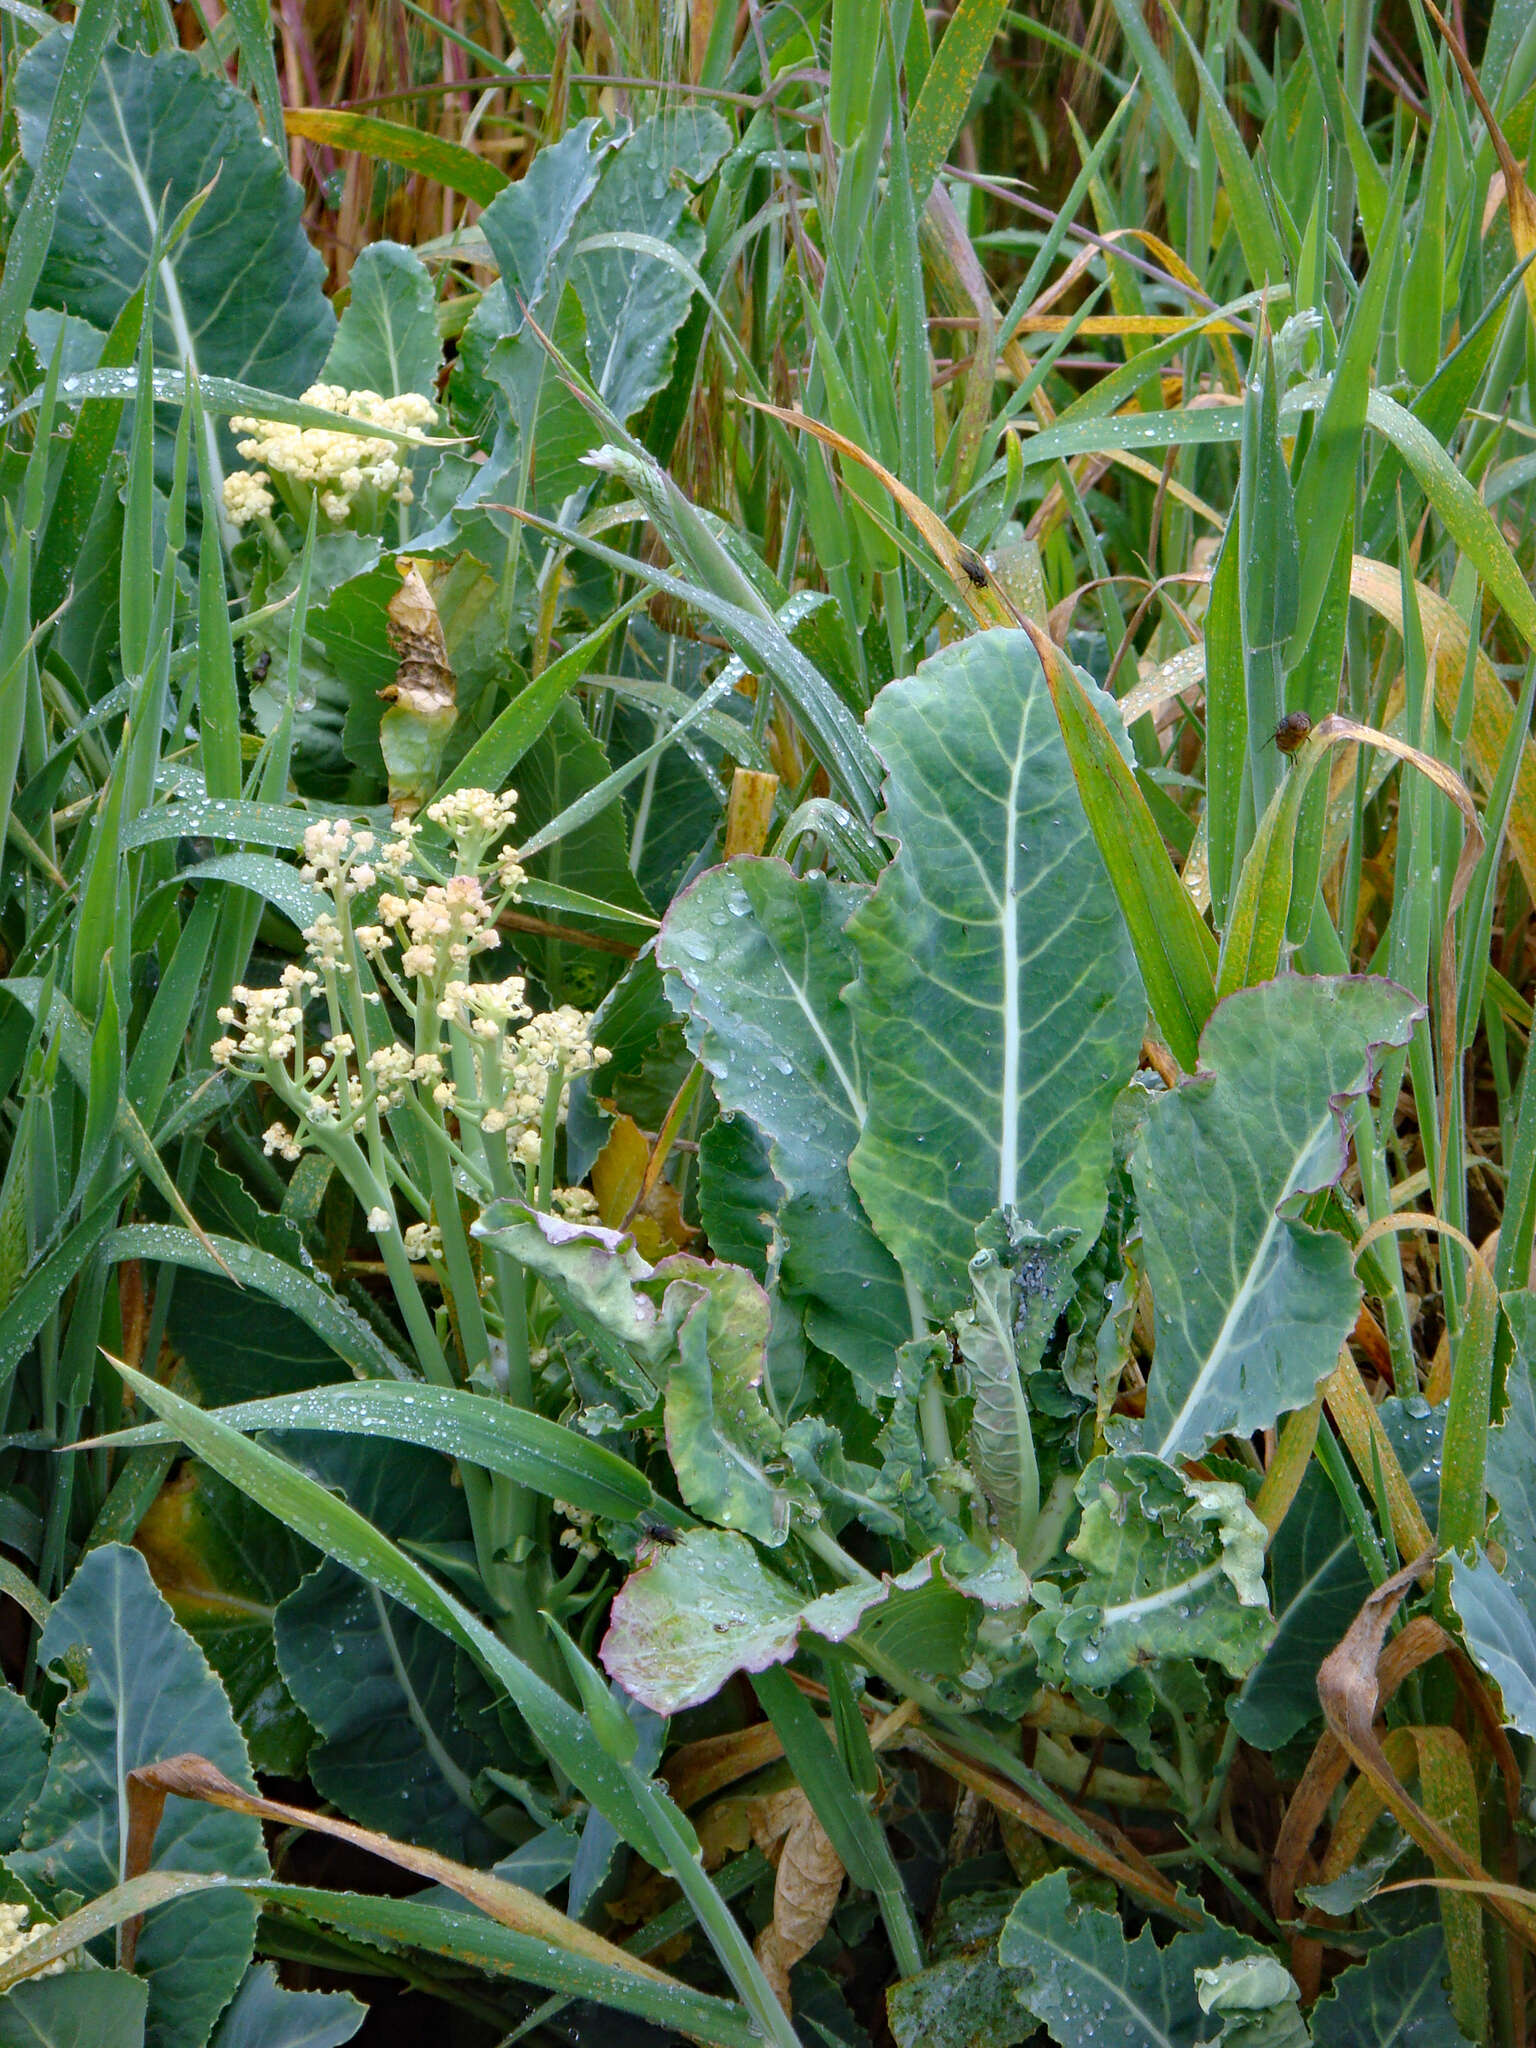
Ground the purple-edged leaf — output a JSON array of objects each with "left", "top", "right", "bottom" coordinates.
[{"left": 601, "top": 1529, "right": 885, "bottom": 1714}]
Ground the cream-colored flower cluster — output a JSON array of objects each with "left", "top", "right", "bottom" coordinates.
[
  {"left": 0, "top": 1903, "right": 68, "bottom": 1978},
  {"left": 435, "top": 983, "right": 609, "bottom": 1165},
  {"left": 210, "top": 787, "right": 607, "bottom": 1183},
  {"left": 553, "top": 1496, "right": 601, "bottom": 1561},
  {"left": 222, "top": 385, "right": 437, "bottom": 528}
]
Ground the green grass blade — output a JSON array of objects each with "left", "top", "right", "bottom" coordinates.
[
  {"left": 1028, "top": 623, "right": 1216, "bottom": 1070},
  {"left": 1290, "top": 152, "right": 1411, "bottom": 666},
  {"left": 81, "top": 1381, "right": 655, "bottom": 1522},
  {"left": 433, "top": 593, "right": 649, "bottom": 802},
  {"left": 1294, "top": 0, "right": 1390, "bottom": 246},
  {"left": 1203, "top": 524, "right": 1245, "bottom": 923},
  {"left": 104, "top": 1361, "right": 803, "bottom": 2048},
  {"left": 1160, "top": 1, "right": 1286, "bottom": 283},
  {"left": 103, "top": 1224, "right": 411, "bottom": 1381},
  {"left": 282, "top": 108, "right": 510, "bottom": 208},
  {"left": 1107, "top": 0, "right": 1197, "bottom": 165},
  {"left": 191, "top": 379, "right": 242, "bottom": 802},
  {"left": 905, "top": 0, "right": 1011, "bottom": 209},
  {"left": 753, "top": 1665, "right": 926, "bottom": 1980},
  {"left": 0, "top": 0, "right": 121, "bottom": 370}
]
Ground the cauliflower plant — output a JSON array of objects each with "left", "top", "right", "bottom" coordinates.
[
  {"left": 222, "top": 384, "right": 437, "bottom": 533},
  {"left": 211, "top": 788, "right": 608, "bottom": 1252}
]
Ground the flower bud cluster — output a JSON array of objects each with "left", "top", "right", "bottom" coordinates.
[
  {"left": 0, "top": 1903, "right": 68, "bottom": 1978},
  {"left": 553, "top": 1498, "right": 601, "bottom": 1562},
  {"left": 222, "top": 385, "right": 437, "bottom": 528},
  {"left": 435, "top": 982, "right": 609, "bottom": 1163},
  {"left": 210, "top": 787, "right": 607, "bottom": 1183}
]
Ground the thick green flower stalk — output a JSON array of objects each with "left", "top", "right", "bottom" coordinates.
[{"left": 211, "top": 786, "right": 608, "bottom": 1666}]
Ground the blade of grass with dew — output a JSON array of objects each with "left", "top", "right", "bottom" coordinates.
[
  {"left": 751, "top": 1665, "right": 926, "bottom": 1981},
  {"left": 1024, "top": 620, "right": 1216, "bottom": 1070},
  {"left": 0, "top": 0, "right": 122, "bottom": 370},
  {"left": 283, "top": 110, "right": 510, "bottom": 208},
  {"left": 102, "top": 1358, "right": 803, "bottom": 2048},
  {"left": 905, "top": 0, "right": 1015, "bottom": 210},
  {"left": 78, "top": 1380, "right": 656, "bottom": 1522}
]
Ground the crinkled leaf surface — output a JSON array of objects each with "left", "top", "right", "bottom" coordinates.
[
  {"left": 1027, "top": 1454, "right": 1273, "bottom": 1689},
  {"left": 1136, "top": 976, "right": 1420, "bottom": 1460},
  {"left": 1233, "top": 1398, "right": 1442, "bottom": 1749},
  {"left": 957, "top": 1218, "right": 1076, "bottom": 1555},
  {"left": 209, "top": 1963, "right": 364, "bottom": 2048},
  {"left": 471, "top": 120, "right": 607, "bottom": 350},
  {"left": 473, "top": 1199, "right": 668, "bottom": 1405},
  {"left": 659, "top": 858, "right": 908, "bottom": 1396},
  {"left": 321, "top": 241, "right": 439, "bottom": 397},
  {"left": 1195, "top": 1956, "right": 1307, "bottom": 2048},
  {"left": 1310, "top": 1926, "right": 1472, "bottom": 2047},
  {"left": 846, "top": 630, "right": 1145, "bottom": 1316},
  {"left": 1000, "top": 1870, "right": 1248, "bottom": 2047},
  {"left": 439, "top": 112, "right": 725, "bottom": 561},
  {"left": 600, "top": 1528, "right": 883, "bottom": 1714},
  {"left": 658, "top": 1258, "right": 808, "bottom": 1545},
  {"left": 273, "top": 1438, "right": 512, "bottom": 1861},
  {"left": 474, "top": 1202, "right": 802, "bottom": 1541},
  {"left": 16, "top": 37, "right": 332, "bottom": 393},
  {"left": 0, "top": 1970, "right": 148, "bottom": 2047},
  {"left": 11, "top": 1546, "right": 265, "bottom": 2048},
  {"left": 567, "top": 108, "right": 731, "bottom": 420}
]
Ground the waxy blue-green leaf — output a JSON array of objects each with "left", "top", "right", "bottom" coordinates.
[
  {"left": 0, "top": 1971, "right": 149, "bottom": 2047},
  {"left": 15, "top": 37, "right": 333, "bottom": 395},
  {"left": 1485, "top": 1290, "right": 1536, "bottom": 1607},
  {"left": 473, "top": 1203, "right": 800, "bottom": 1539},
  {"left": 661, "top": 1260, "right": 808, "bottom": 1546},
  {"left": 96, "top": 1364, "right": 800, "bottom": 2048},
  {"left": 846, "top": 630, "right": 1145, "bottom": 1316},
  {"left": 1137, "top": 978, "right": 1421, "bottom": 1461},
  {"left": 658, "top": 858, "right": 908, "bottom": 1396},
  {"left": 886, "top": 1893, "right": 1035, "bottom": 2048},
  {"left": 131, "top": 1459, "right": 312, "bottom": 1781},
  {"left": 321, "top": 241, "right": 439, "bottom": 398},
  {"left": 956, "top": 1219, "right": 1076, "bottom": 1556},
  {"left": 1448, "top": 1550, "right": 1536, "bottom": 1735},
  {"left": 1001, "top": 1871, "right": 1251, "bottom": 2048},
  {"left": 210, "top": 1964, "right": 363, "bottom": 2048},
  {"left": 274, "top": 1440, "right": 510, "bottom": 1862},
  {"left": 12, "top": 1547, "right": 266, "bottom": 2048},
  {"left": 472, "top": 1202, "right": 667, "bottom": 1409},
  {"left": 567, "top": 111, "right": 730, "bottom": 422},
  {"left": 0, "top": 1686, "right": 48, "bottom": 1856},
  {"left": 0, "top": 0, "right": 123, "bottom": 385},
  {"left": 1311, "top": 1928, "right": 1473, "bottom": 2048},
  {"left": 1027, "top": 1454, "right": 1273, "bottom": 1690}
]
